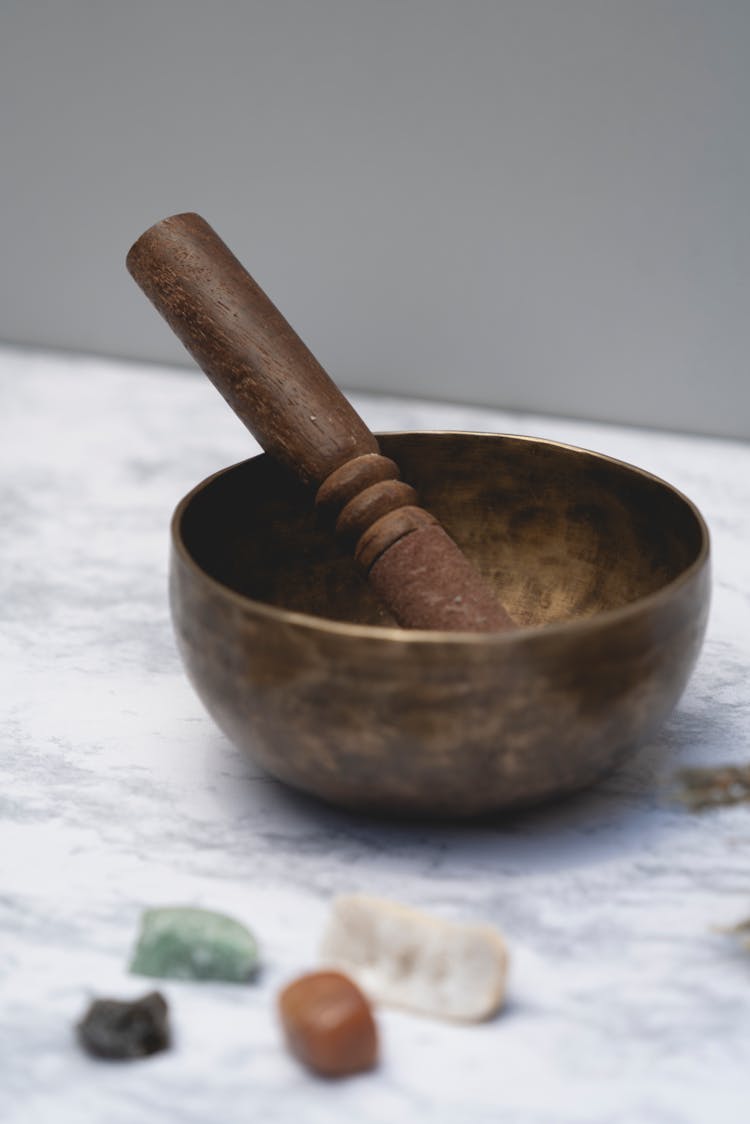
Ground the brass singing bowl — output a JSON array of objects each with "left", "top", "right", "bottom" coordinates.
[{"left": 170, "top": 432, "right": 710, "bottom": 817}]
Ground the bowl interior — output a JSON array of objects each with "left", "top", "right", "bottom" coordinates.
[{"left": 177, "top": 433, "right": 706, "bottom": 629}]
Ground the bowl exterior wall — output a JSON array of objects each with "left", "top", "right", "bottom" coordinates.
[{"left": 169, "top": 545, "right": 710, "bottom": 817}]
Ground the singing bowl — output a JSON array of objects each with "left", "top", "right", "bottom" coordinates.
[{"left": 170, "top": 432, "right": 710, "bottom": 817}]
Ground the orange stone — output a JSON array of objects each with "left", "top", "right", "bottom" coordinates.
[{"left": 278, "top": 970, "right": 378, "bottom": 1077}]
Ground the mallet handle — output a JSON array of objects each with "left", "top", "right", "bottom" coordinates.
[{"left": 127, "top": 213, "right": 514, "bottom": 631}]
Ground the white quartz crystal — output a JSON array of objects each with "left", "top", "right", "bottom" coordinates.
[{"left": 320, "top": 894, "right": 509, "bottom": 1022}]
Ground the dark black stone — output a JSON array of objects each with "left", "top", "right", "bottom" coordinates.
[{"left": 76, "top": 991, "right": 170, "bottom": 1060}]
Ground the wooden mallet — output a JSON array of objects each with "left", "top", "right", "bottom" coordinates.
[{"left": 127, "top": 213, "right": 515, "bottom": 632}]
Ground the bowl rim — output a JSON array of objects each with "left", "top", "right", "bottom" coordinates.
[{"left": 170, "top": 430, "right": 711, "bottom": 645}]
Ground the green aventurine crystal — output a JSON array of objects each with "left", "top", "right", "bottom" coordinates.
[{"left": 130, "top": 907, "right": 259, "bottom": 982}]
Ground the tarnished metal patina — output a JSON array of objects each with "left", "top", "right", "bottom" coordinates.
[{"left": 170, "top": 432, "right": 710, "bottom": 817}]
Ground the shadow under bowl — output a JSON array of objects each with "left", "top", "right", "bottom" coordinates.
[{"left": 170, "top": 432, "right": 710, "bottom": 817}]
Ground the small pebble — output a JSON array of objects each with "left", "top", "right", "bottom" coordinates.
[
  {"left": 677, "top": 763, "right": 750, "bottom": 811},
  {"left": 130, "top": 906, "right": 259, "bottom": 982},
  {"left": 278, "top": 970, "right": 378, "bottom": 1077},
  {"left": 76, "top": 991, "right": 170, "bottom": 1060},
  {"left": 320, "top": 894, "right": 509, "bottom": 1022},
  {"left": 719, "top": 916, "right": 750, "bottom": 950}
]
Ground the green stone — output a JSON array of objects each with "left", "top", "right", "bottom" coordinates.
[{"left": 129, "top": 907, "right": 259, "bottom": 982}]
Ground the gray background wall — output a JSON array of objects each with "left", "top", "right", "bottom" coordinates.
[{"left": 1, "top": 1, "right": 748, "bottom": 437}]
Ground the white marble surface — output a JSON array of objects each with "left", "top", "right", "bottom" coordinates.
[{"left": 2, "top": 344, "right": 750, "bottom": 1123}]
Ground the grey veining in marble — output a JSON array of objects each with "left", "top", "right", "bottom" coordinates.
[{"left": 1, "top": 344, "right": 749, "bottom": 1123}]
